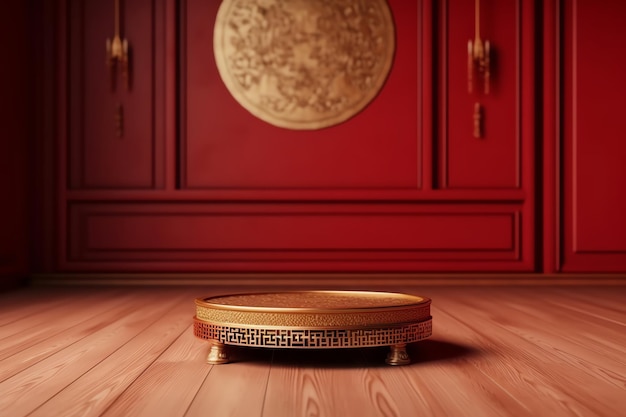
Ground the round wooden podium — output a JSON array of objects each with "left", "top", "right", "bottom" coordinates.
[{"left": 193, "top": 291, "right": 432, "bottom": 365}]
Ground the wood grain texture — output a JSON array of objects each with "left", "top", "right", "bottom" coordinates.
[
  {"left": 0, "top": 287, "right": 93, "bottom": 327},
  {"left": 429, "top": 288, "right": 626, "bottom": 417},
  {"left": 186, "top": 347, "right": 272, "bottom": 417},
  {"left": 0, "top": 288, "right": 190, "bottom": 415},
  {"left": 0, "top": 290, "right": 135, "bottom": 379},
  {"left": 262, "top": 349, "right": 374, "bottom": 417},
  {"left": 101, "top": 328, "right": 212, "bottom": 417},
  {"left": 0, "top": 289, "right": 126, "bottom": 351},
  {"left": 0, "top": 285, "right": 624, "bottom": 417},
  {"left": 28, "top": 291, "right": 195, "bottom": 417}
]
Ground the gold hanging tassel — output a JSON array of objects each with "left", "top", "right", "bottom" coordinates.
[
  {"left": 468, "top": 0, "right": 490, "bottom": 95},
  {"left": 106, "top": 0, "right": 130, "bottom": 91}
]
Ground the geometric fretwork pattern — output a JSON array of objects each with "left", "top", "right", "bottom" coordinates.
[{"left": 194, "top": 317, "right": 432, "bottom": 348}]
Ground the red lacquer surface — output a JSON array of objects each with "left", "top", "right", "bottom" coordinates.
[
  {"left": 182, "top": 0, "right": 420, "bottom": 189},
  {"left": 55, "top": 0, "right": 537, "bottom": 273},
  {"left": 562, "top": 0, "right": 626, "bottom": 271},
  {"left": 68, "top": 0, "right": 165, "bottom": 189},
  {"left": 440, "top": 0, "right": 520, "bottom": 189},
  {"left": 0, "top": 0, "right": 30, "bottom": 286},
  {"left": 65, "top": 203, "right": 524, "bottom": 272}
]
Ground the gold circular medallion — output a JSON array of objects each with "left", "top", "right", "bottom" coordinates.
[{"left": 213, "top": 0, "right": 396, "bottom": 130}]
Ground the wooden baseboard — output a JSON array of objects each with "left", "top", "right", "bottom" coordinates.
[{"left": 29, "top": 273, "right": 626, "bottom": 287}]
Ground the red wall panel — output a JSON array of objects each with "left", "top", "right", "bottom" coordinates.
[
  {"left": 0, "top": 0, "right": 30, "bottom": 287},
  {"left": 54, "top": 0, "right": 536, "bottom": 274},
  {"left": 182, "top": 0, "right": 421, "bottom": 190},
  {"left": 43, "top": 0, "right": 626, "bottom": 275},
  {"left": 561, "top": 0, "right": 626, "bottom": 271},
  {"left": 67, "top": 203, "right": 523, "bottom": 272},
  {"left": 439, "top": 0, "right": 521, "bottom": 189},
  {"left": 68, "top": 0, "right": 166, "bottom": 189}
]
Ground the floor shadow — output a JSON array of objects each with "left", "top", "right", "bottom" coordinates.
[
  {"left": 225, "top": 339, "right": 479, "bottom": 368},
  {"left": 229, "top": 345, "right": 373, "bottom": 369},
  {"left": 407, "top": 339, "right": 480, "bottom": 364},
  {"left": 359, "top": 339, "right": 479, "bottom": 368}
]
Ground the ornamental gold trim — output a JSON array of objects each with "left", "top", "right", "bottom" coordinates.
[
  {"left": 194, "top": 318, "right": 432, "bottom": 349},
  {"left": 196, "top": 305, "right": 431, "bottom": 328},
  {"left": 197, "top": 290, "right": 429, "bottom": 312},
  {"left": 196, "top": 291, "right": 431, "bottom": 328},
  {"left": 193, "top": 291, "right": 433, "bottom": 365}
]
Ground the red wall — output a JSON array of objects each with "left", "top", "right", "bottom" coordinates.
[
  {"left": 23, "top": 0, "right": 626, "bottom": 276},
  {"left": 50, "top": 0, "right": 537, "bottom": 274},
  {"left": 559, "top": 0, "right": 626, "bottom": 271},
  {"left": 0, "top": 1, "right": 31, "bottom": 288}
]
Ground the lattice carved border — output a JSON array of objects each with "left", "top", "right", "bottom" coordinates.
[{"left": 193, "top": 318, "right": 433, "bottom": 348}]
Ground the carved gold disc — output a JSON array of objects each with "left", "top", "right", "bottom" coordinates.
[{"left": 213, "top": 0, "right": 396, "bottom": 130}]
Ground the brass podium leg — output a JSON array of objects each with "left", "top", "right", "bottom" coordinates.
[
  {"left": 207, "top": 341, "right": 229, "bottom": 364},
  {"left": 386, "top": 343, "right": 410, "bottom": 366}
]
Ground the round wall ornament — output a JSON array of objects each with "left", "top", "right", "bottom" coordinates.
[{"left": 213, "top": 0, "right": 396, "bottom": 130}]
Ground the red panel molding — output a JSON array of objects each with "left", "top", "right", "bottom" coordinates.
[
  {"left": 439, "top": 0, "right": 531, "bottom": 189},
  {"left": 49, "top": 0, "right": 539, "bottom": 275},
  {"left": 0, "top": 0, "right": 31, "bottom": 287},
  {"left": 561, "top": 0, "right": 626, "bottom": 271},
  {"left": 67, "top": 0, "right": 166, "bottom": 189},
  {"left": 181, "top": 0, "right": 422, "bottom": 190},
  {"left": 66, "top": 203, "right": 528, "bottom": 272}
]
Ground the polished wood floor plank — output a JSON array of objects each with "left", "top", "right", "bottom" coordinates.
[
  {"left": 358, "top": 362, "right": 449, "bottom": 417},
  {"left": 262, "top": 349, "right": 373, "bottom": 417},
  {"left": 0, "top": 287, "right": 107, "bottom": 333},
  {"left": 359, "top": 344, "right": 484, "bottom": 417},
  {"left": 463, "top": 288, "right": 626, "bottom": 370},
  {"left": 0, "top": 292, "right": 140, "bottom": 381},
  {"left": 547, "top": 297, "right": 626, "bottom": 327},
  {"left": 436, "top": 293, "right": 625, "bottom": 417},
  {"left": 0, "top": 288, "right": 187, "bottom": 415},
  {"left": 28, "top": 290, "right": 194, "bottom": 417},
  {"left": 0, "top": 287, "right": 70, "bottom": 326},
  {"left": 545, "top": 287, "right": 626, "bottom": 326},
  {"left": 0, "top": 290, "right": 131, "bottom": 364},
  {"left": 418, "top": 305, "right": 563, "bottom": 417},
  {"left": 431, "top": 309, "right": 586, "bottom": 417},
  {"left": 0, "top": 285, "right": 624, "bottom": 417},
  {"left": 502, "top": 292, "right": 626, "bottom": 368},
  {"left": 403, "top": 360, "right": 528, "bottom": 417},
  {"left": 101, "top": 327, "right": 212, "bottom": 417},
  {"left": 560, "top": 286, "right": 626, "bottom": 304},
  {"left": 407, "top": 290, "right": 542, "bottom": 417},
  {"left": 394, "top": 321, "right": 533, "bottom": 417},
  {"left": 261, "top": 347, "right": 433, "bottom": 417},
  {"left": 186, "top": 347, "right": 274, "bottom": 417}
]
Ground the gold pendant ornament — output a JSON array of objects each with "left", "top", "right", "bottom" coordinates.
[
  {"left": 213, "top": 0, "right": 396, "bottom": 130},
  {"left": 106, "top": 0, "right": 130, "bottom": 91}
]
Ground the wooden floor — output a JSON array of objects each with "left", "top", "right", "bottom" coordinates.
[{"left": 0, "top": 285, "right": 624, "bottom": 417}]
